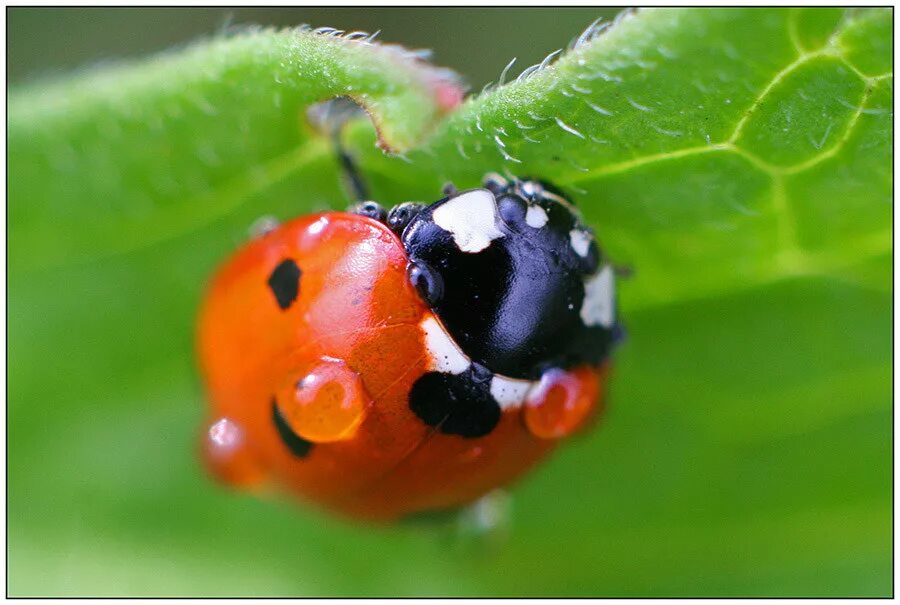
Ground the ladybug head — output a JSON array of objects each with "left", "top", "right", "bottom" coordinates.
[{"left": 393, "top": 174, "right": 618, "bottom": 380}]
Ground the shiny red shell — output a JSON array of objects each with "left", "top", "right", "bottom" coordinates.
[{"left": 197, "top": 212, "right": 609, "bottom": 522}]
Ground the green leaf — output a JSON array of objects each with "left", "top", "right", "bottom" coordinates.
[
  {"left": 8, "top": 27, "right": 459, "bottom": 271},
  {"left": 9, "top": 8, "right": 891, "bottom": 596},
  {"left": 348, "top": 7, "right": 891, "bottom": 308}
]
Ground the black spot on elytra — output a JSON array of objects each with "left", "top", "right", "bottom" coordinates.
[
  {"left": 409, "top": 366, "right": 500, "bottom": 438},
  {"left": 267, "top": 259, "right": 302, "bottom": 310},
  {"left": 271, "top": 399, "right": 313, "bottom": 458}
]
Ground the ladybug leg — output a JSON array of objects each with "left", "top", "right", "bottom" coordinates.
[
  {"left": 307, "top": 97, "right": 371, "bottom": 201},
  {"left": 334, "top": 129, "right": 371, "bottom": 201},
  {"left": 453, "top": 489, "right": 512, "bottom": 550},
  {"left": 613, "top": 262, "right": 635, "bottom": 279},
  {"left": 349, "top": 200, "right": 387, "bottom": 223},
  {"left": 482, "top": 172, "right": 509, "bottom": 196},
  {"left": 247, "top": 215, "right": 280, "bottom": 239},
  {"left": 611, "top": 322, "right": 628, "bottom": 346},
  {"left": 386, "top": 202, "right": 425, "bottom": 235},
  {"left": 441, "top": 182, "right": 458, "bottom": 196},
  {"left": 399, "top": 490, "right": 512, "bottom": 550}
]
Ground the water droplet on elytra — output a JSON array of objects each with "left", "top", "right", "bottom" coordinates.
[
  {"left": 523, "top": 368, "right": 598, "bottom": 439},
  {"left": 208, "top": 417, "right": 242, "bottom": 451},
  {"left": 275, "top": 358, "right": 369, "bottom": 443}
]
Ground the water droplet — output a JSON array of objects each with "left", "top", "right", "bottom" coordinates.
[
  {"left": 203, "top": 417, "right": 266, "bottom": 488},
  {"left": 274, "top": 358, "right": 368, "bottom": 443},
  {"left": 208, "top": 417, "right": 242, "bottom": 451},
  {"left": 523, "top": 368, "right": 598, "bottom": 439}
]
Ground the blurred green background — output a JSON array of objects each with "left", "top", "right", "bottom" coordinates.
[
  {"left": 8, "top": 7, "right": 892, "bottom": 597},
  {"left": 9, "top": 7, "right": 618, "bottom": 88}
]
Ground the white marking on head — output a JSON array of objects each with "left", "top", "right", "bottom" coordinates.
[
  {"left": 520, "top": 180, "right": 542, "bottom": 198},
  {"left": 432, "top": 189, "right": 504, "bottom": 253},
  {"left": 489, "top": 375, "right": 534, "bottom": 409},
  {"left": 525, "top": 204, "right": 549, "bottom": 228},
  {"left": 580, "top": 265, "right": 615, "bottom": 328},
  {"left": 421, "top": 316, "right": 471, "bottom": 374},
  {"left": 569, "top": 229, "right": 592, "bottom": 257}
]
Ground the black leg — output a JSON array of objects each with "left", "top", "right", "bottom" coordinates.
[
  {"left": 334, "top": 130, "right": 370, "bottom": 202},
  {"left": 309, "top": 98, "right": 372, "bottom": 203},
  {"left": 386, "top": 202, "right": 425, "bottom": 235},
  {"left": 348, "top": 200, "right": 387, "bottom": 223}
]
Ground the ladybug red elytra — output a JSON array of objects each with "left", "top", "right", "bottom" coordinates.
[{"left": 197, "top": 173, "right": 619, "bottom": 522}]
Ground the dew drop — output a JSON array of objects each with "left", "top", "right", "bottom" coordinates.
[
  {"left": 208, "top": 417, "right": 242, "bottom": 451},
  {"left": 274, "top": 358, "right": 369, "bottom": 443},
  {"left": 203, "top": 417, "right": 266, "bottom": 488},
  {"left": 523, "top": 368, "right": 599, "bottom": 439}
]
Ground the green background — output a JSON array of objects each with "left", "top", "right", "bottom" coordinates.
[
  {"left": 8, "top": 7, "right": 617, "bottom": 88},
  {"left": 8, "top": 7, "right": 892, "bottom": 597}
]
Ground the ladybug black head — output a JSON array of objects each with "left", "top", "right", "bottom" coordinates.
[{"left": 395, "top": 175, "right": 618, "bottom": 380}]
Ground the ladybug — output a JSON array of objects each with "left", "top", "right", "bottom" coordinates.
[{"left": 197, "top": 173, "right": 619, "bottom": 522}]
